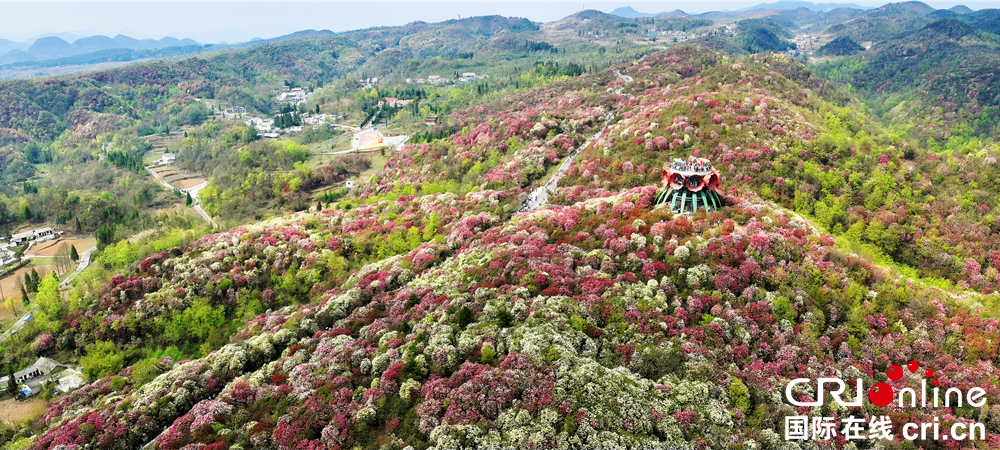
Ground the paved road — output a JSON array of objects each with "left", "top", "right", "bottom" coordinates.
[
  {"left": 614, "top": 69, "right": 633, "bottom": 84},
  {"left": 146, "top": 166, "right": 173, "bottom": 191},
  {"left": 612, "top": 70, "right": 636, "bottom": 100},
  {"left": 146, "top": 166, "right": 218, "bottom": 228},
  {"left": 361, "top": 104, "right": 383, "bottom": 130},
  {"left": 517, "top": 69, "right": 634, "bottom": 214},
  {"left": 0, "top": 306, "right": 36, "bottom": 343},
  {"left": 182, "top": 182, "right": 218, "bottom": 229},
  {"left": 60, "top": 247, "right": 97, "bottom": 289},
  {"left": 334, "top": 124, "right": 362, "bottom": 133}
]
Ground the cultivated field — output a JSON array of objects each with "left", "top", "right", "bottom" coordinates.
[
  {"left": 0, "top": 236, "right": 93, "bottom": 323},
  {"left": 0, "top": 265, "right": 55, "bottom": 323},
  {"left": 152, "top": 167, "right": 206, "bottom": 190},
  {"left": 142, "top": 131, "right": 186, "bottom": 164}
]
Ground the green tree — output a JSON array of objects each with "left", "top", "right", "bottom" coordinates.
[
  {"left": 774, "top": 296, "right": 795, "bottom": 323},
  {"left": 729, "top": 377, "right": 751, "bottom": 412},
  {"left": 103, "top": 241, "right": 138, "bottom": 269},
  {"left": 28, "top": 269, "right": 39, "bottom": 293},
  {"left": 80, "top": 341, "right": 124, "bottom": 380},
  {"left": 96, "top": 225, "right": 116, "bottom": 248},
  {"left": 6, "top": 365, "right": 15, "bottom": 397},
  {"left": 35, "top": 273, "right": 63, "bottom": 319},
  {"left": 20, "top": 285, "right": 29, "bottom": 307},
  {"left": 70, "top": 245, "right": 79, "bottom": 262},
  {"left": 164, "top": 297, "right": 226, "bottom": 343},
  {"left": 423, "top": 212, "right": 440, "bottom": 241},
  {"left": 186, "top": 192, "right": 193, "bottom": 206}
]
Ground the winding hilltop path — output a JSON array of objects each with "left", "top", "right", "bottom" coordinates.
[
  {"left": 518, "top": 69, "right": 633, "bottom": 214},
  {"left": 518, "top": 115, "right": 613, "bottom": 213}
]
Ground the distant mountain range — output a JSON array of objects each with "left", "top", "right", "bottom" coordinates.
[
  {"left": 608, "top": 7, "right": 668, "bottom": 18},
  {"left": 0, "top": 29, "right": 351, "bottom": 80},
  {"left": 0, "top": 34, "right": 201, "bottom": 65},
  {"left": 609, "top": 1, "right": 874, "bottom": 18},
  {"left": 739, "top": 1, "right": 874, "bottom": 12}
]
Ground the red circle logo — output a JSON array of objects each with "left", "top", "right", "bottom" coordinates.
[{"left": 868, "top": 383, "right": 894, "bottom": 407}]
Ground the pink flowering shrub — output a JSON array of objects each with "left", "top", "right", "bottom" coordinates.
[{"left": 34, "top": 334, "right": 55, "bottom": 351}]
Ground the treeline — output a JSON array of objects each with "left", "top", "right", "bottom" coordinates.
[
  {"left": 443, "top": 52, "right": 474, "bottom": 60},
  {"left": 658, "top": 18, "right": 713, "bottom": 32},
  {"left": 105, "top": 148, "right": 145, "bottom": 172},
  {"left": 379, "top": 87, "right": 428, "bottom": 101},
  {"left": 0, "top": 174, "right": 174, "bottom": 237},
  {"left": 181, "top": 138, "right": 365, "bottom": 224},
  {"left": 274, "top": 112, "right": 303, "bottom": 128},
  {"left": 411, "top": 126, "right": 457, "bottom": 144},
  {"left": 523, "top": 40, "right": 558, "bottom": 53},
  {"left": 532, "top": 61, "right": 587, "bottom": 77}
]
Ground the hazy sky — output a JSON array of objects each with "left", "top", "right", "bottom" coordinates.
[{"left": 0, "top": 1, "right": 993, "bottom": 43}]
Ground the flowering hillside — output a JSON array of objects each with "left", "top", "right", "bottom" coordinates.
[
  {"left": 556, "top": 50, "right": 1000, "bottom": 293},
  {"left": 8, "top": 45, "right": 1000, "bottom": 450},
  {"left": 18, "top": 187, "right": 1000, "bottom": 450}
]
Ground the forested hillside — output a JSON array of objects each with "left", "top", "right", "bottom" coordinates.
[
  {"left": 0, "top": 15, "right": 646, "bottom": 241},
  {"left": 816, "top": 5, "right": 1000, "bottom": 138}
]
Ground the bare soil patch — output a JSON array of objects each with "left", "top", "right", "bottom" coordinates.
[
  {"left": 0, "top": 398, "right": 48, "bottom": 424},
  {"left": 0, "top": 265, "right": 57, "bottom": 322},
  {"left": 28, "top": 238, "right": 96, "bottom": 257},
  {"left": 153, "top": 203, "right": 186, "bottom": 215},
  {"left": 175, "top": 178, "right": 207, "bottom": 189}
]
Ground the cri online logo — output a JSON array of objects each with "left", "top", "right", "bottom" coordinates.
[
  {"left": 785, "top": 360, "right": 988, "bottom": 409},
  {"left": 870, "top": 360, "right": 933, "bottom": 407}
]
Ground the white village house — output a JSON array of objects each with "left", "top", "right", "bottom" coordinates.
[
  {"left": 148, "top": 152, "right": 176, "bottom": 168},
  {"left": 0, "top": 357, "right": 85, "bottom": 397},
  {"left": 9, "top": 230, "right": 33, "bottom": 246},
  {"left": 9, "top": 227, "right": 58, "bottom": 246},
  {"left": 34, "top": 227, "right": 55, "bottom": 241}
]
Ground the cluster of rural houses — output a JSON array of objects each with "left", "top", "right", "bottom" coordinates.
[
  {"left": 276, "top": 87, "right": 311, "bottom": 106},
  {"left": 245, "top": 113, "right": 341, "bottom": 138},
  {"left": 381, "top": 97, "right": 412, "bottom": 108},
  {"left": 356, "top": 77, "right": 378, "bottom": 89},
  {"left": 406, "top": 72, "right": 486, "bottom": 84},
  {"left": 646, "top": 29, "right": 699, "bottom": 42},
  {"left": 0, "top": 249, "right": 17, "bottom": 271},
  {"left": 0, "top": 227, "right": 57, "bottom": 273},
  {"left": 0, "top": 357, "right": 85, "bottom": 399}
]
